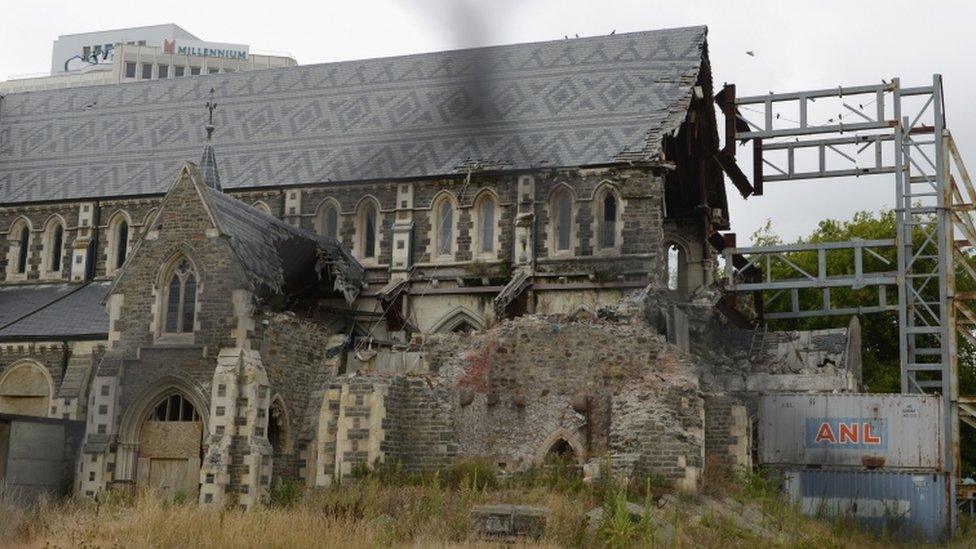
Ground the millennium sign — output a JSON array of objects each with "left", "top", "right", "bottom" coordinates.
[{"left": 163, "top": 39, "right": 249, "bottom": 60}]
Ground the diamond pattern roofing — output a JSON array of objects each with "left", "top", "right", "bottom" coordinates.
[{"left": 0, "top": 26, "right": 707, "bottom": 204}]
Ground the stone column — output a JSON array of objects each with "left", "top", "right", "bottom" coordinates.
[
  {"left": 70, "top": 202, "right": 96, "bottom": 281},
  {"left": 199, "top": 348, "right": 272, "bottom": 509},
  {"left": 284, "top": 189, "right": 302, "bottom": 226},
  {"left": 391, "top": 182, "right": 415, "bottom": 273},
  {"left": 78, "top": 368, "right": 122, "bottom": 498},
  {"left": 514, "top": 175, "right": 536, "bottom": 271}
]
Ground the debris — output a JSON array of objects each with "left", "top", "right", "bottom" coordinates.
[{"left": 471, "top": 504, "right": 548, "bottom": 540}]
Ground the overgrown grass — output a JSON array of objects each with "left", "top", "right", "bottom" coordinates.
[{"left": 0, "top": 463, "right": 969, "bottom": 548}]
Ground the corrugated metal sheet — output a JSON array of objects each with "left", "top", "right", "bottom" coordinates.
[
  {"left": 760, "top": 393, "right": 943, "bottom": 470},
  {"left": 783, "top": 469, "right": 950, "bottom": 542}
]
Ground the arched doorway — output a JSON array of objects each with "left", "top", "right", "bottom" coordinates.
[
  {"left": 546, "top": 439, "right": 577, "bottom": 462},
  {"left": 268, "top": 397, "right": 290, "bottom": 456},
  {"left": 665, "top": 242, "right": 688, "bottom": 295},
  {"left": 0, "top": 361, "right": 53, "bottom": 417},
  {"left": 136, "top": 392, "right": 203, "bottom": 500}
]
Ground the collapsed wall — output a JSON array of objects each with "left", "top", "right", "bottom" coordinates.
[
  {"left": 307, "top": 287, "right": 861, "bottom": 492},
  {"left": 342, "top": 304, "right": 706, "bottom": 488}
]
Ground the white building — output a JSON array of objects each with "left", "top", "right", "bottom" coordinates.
[{"left": 1, "top": 24, "right": 296, "bottom": 94}]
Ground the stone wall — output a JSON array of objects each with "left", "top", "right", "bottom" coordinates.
[
  {"left": 702, "top": 394, "right": 751, "bottom": 476},
  {"left": 383, "top": 376, "right": 457, "bottom": 473},
  {"left": 421, "top": 312, "right": 705, "bottom": 486},
  {"left": 1, "top": 166, "right": 673, "bottom": 289},
  {"left": 254, "top": 311, "right": 342, "bottom": 481},
  {"left": 610, "top": 377, "right": 703, "bottom": 491},
  {"left": 0, "top": 341, "right": 103, "bottom": 420}
]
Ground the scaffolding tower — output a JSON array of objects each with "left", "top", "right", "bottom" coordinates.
[{"left": 719, "top": 75, "right": 975, "bottom": 528}]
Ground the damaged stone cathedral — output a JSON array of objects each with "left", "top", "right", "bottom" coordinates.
[{"left": 0, "top": 26, "right": 859, "bottom": 507}]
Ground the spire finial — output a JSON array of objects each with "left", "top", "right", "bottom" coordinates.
[{"left": 205, "top": 87, "right": 217, "bottom": 140}]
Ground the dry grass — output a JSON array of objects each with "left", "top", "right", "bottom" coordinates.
[{"left": 0, "top": 464, "right": 971, "bottom": 548}]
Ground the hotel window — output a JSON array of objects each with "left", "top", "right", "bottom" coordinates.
[
  {"left": 124, "top": 62, "right": 136, "bottom": 78},
  {"left": 174, "top": 66, "right": 185, "bottom": 77},
  {"left": 190, "top": 67, "right": 201, "bottom": 76},
  {"left": 157, "top": 64, "right": 169, "bottom": 79},
  {"left": 208, "top": 68, "right": 219, "bottom": 74},
  {"left": 140, "top": 63, "right": 152, "bottom": 79}
]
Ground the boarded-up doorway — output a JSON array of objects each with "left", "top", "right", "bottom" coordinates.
[{"left": 136, "top": 393, "right": 201, "bottom": 501}]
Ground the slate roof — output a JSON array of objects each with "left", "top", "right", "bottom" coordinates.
[
  {"left": 0, "top": 26, "right": 708, "bottom": 204},
  {"left": 0, "top": 282, "right": 110, "bottom": 340},
  {"left": 199, "top": 142, "right": 222, "bottom": 191},
  {"left": 197, "top": 166, "right": 364, "bottom": 301}
]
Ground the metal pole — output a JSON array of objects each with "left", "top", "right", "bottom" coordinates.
[{"left": 893, "top": 78, "right": 911, "bottom": 394}]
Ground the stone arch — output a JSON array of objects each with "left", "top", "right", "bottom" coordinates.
[
  {"left": 429, "top": 191, "right": 459, "bottom": 260},
  {"left": 0, "top": 359, "right": 54, "bottom": 417},
  {"left": 314, "top": 197, "right": 341, "bottom": 239},
  {"left": 40, "top": 214, "right": 67, "bottom": 276},
  {"left": 664, "top": 239, "right": 690, "bottom": 295},
  {"left": 143, "top": 208, "right": 160, "bottom": 231},
  {"left": 251, "top": 201, "right": 273, "bottom": 216},
  {"left": 268, "top": 395, "right": 291, "bottom": 454},
  {"left": 118, "top": 376, "right": 210, "bottom": 447},
  {"left": 106, "top": 210, "right": 132, "bottom": 274},
  {"left": 429, "top": 305, "right": 485, "bottom": 334},
  {"left": 117, "top": 377, "right": 209, "bottom": 499},
  {"left": 566, "top": 303, "right": 596, "bottom": 322},
  {"left": 535, "top": 427, "right": 585, "bottom": 465}
]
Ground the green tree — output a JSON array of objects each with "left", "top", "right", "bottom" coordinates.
[{"left": 751, "top": 210, "right": 976, "bottom": 477}]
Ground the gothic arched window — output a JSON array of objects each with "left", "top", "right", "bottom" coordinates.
[
  {"left": 43, "top": 219, "right": 65, "bottom": 275},
  {"left": 551, "top": 187, "right": 574, "bottom": 253},
  {"left": 595, "top": 187, "right": 621, "bottom": 250},
  {"left": 18, "top": 227, "right": 30, "bottom": 273},
  {"left": 115, "top": 220, "right": 129, "bottom": 269},
  {"left": 107, "top": 213, "right": 131, "bottom": 274},
  {"left": 52, "top": 225, "right": 63, "bottom": 272},
  {"left": 357, "top": 200, "right": 379, "bottom": 259},
  {"left": 163, "top": 259, "right": 197, "bottom": 334},
  {"left": 151, "top": 393, "right": 200, "bottom": 422},
  {"left": 317, "top": 201, "right": 339, "bottom": 240},
  {"left": 434, "top": 197, "right": 455, "bottom": 257},
  {"left": 474, "top": 194, "right": 496, "bottom": 256}
]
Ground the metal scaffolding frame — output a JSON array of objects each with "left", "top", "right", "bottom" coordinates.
[{"left": 720, "top": 75, "right": 976, "bottom": 528}]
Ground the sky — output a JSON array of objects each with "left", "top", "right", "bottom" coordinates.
[{"left": 2, "top": 0, "right": 974, "bottom": 243}]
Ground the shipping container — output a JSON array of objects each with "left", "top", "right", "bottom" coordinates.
[
  {"left": 783, "top": 469, "right": 950, "bottom": 542},
  {"left": 759, "top": 393, "right": 943, "bottom": 470}
]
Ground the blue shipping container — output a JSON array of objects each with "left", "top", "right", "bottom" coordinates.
[{"left": 783, "top": 469, "right": 949, "bottom": 542}]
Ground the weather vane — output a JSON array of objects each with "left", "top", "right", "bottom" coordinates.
[{"left": 205, "top": 87, "right": 217, "bottom": 140}]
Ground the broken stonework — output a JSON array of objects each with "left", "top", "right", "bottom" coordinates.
[{"left": 471, "top": 504, "right": 548, "bottom": 540}]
